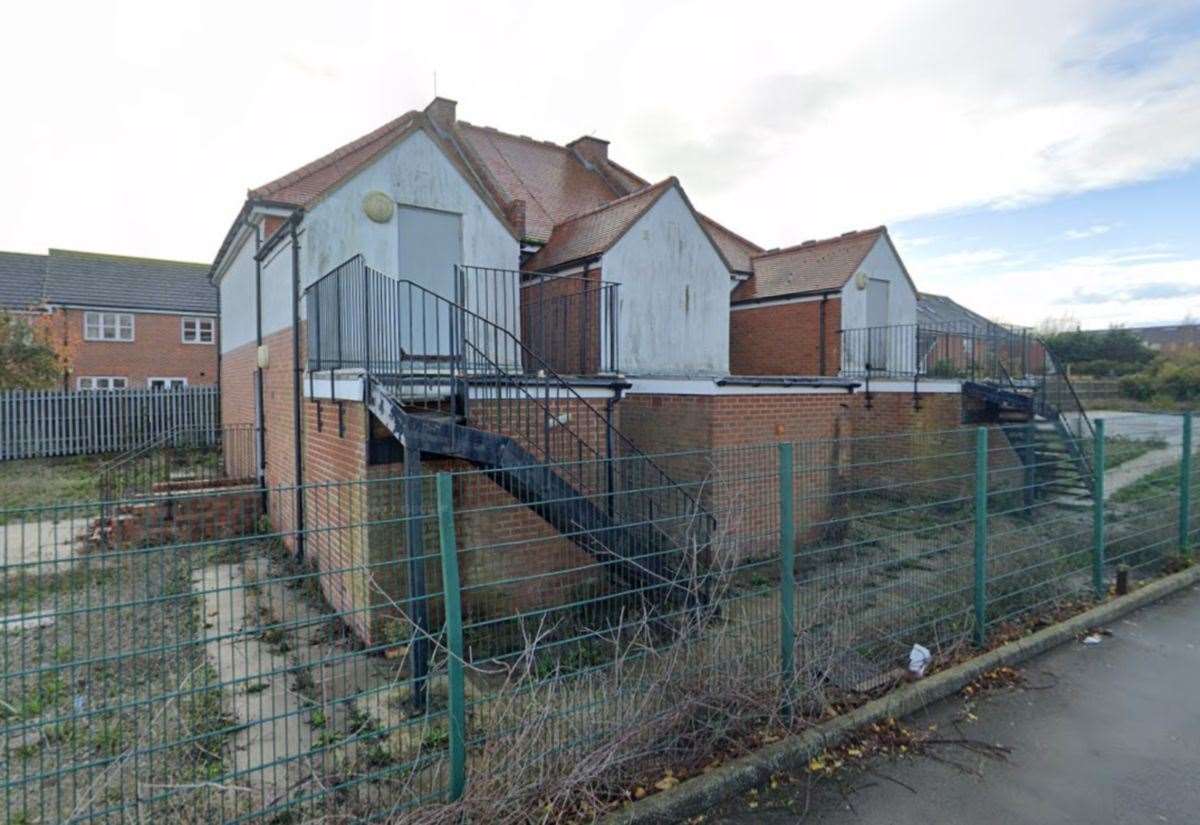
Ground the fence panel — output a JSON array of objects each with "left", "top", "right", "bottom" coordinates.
[
  {"left": 0, "top": 387, "right": 219, "bottom": 460},
  {"left": 2, "top": 419, "right": 1197, "bottom": 823}
]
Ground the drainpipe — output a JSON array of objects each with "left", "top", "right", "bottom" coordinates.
[
  {"left": 818, "top": 295, "right": 828, "bottom": 376},
  {"left": 253, "top": 221, "right": 267, "bottom": 515},
  {"left": 289, "top": 218, "right": 306, "bottom": 561}
]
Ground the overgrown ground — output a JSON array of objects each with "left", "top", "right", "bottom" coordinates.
[
  {"left": 1, "top": 541, "right": 242, "bottom": 825},
  {"left": 1104, "top": 434, "right": 1168, "bottom": 469},
  {"left": 1, "top": 442, "right": 1189, "bottom": 825},
  {"left": 0, "top": 454, "right": 109, "bottom": 518}
]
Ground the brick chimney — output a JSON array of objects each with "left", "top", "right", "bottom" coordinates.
[
  {"left": 505, "top": 199, "right": 527, "bottom": 239},
  {"left": 424, "top": 97, "right": 457, "bottom": 132},
  {"left": 567, "top": 135, "right": 609, "bottom": 168}
]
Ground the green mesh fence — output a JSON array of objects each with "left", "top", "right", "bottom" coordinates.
[{"left": 0, "top": 414, "right": 1194, "bottom": 822}]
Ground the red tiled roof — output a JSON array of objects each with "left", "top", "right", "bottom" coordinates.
[
  {"left": 227, "top": 99, "right": 763, "bottom": 278},
  {"left": 455, "top": 123, "right": 622, "bottom": 243},
  {"left": 700, "top": 216, "right": 763, "bottom": 274},
  {"left": 250, "top": 112, "right": 422, "bottom": 206},
  {"left": 732, "top": 227, "right": 887, "bottom": 302},
  {"left": 523, "top": 179, "right": 678, "bottom": 271}
]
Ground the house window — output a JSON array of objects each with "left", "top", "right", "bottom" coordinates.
[
  {"left": 77, "top": 376, "right": 128, "bottom": 390},
  {"left": 148, "top": 377, "right": 187, "bottom": 391},
  {"left": 182, "top": 317, "right": 215, "bottom": 344},
  {"left": 84, "top": 311, "right": 134, "bottom": 342}
]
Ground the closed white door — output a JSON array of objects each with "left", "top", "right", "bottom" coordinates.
[
  {"left": 396, "top": 205, "right": 462, "bottom": 358},
  {"left": 866, "top": 278, "right": 890, "bottom": 369}
]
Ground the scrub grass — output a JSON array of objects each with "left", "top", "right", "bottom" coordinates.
[{"left": 0, "top": 454, "right": 110, "bottom": 519}]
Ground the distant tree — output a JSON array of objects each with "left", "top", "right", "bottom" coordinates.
[
  {"left": 1037, "top": 313, "right": 1081, "bottom": 334},
  {"left": 0, "top": 313, "right": 62, "bottom": 389},
  {"left": 1042, "top": 327, "right": 1156, "bottom": 376}
]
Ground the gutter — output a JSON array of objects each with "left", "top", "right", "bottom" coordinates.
[{"left": 730, "top": 287, "right": 840, "bottom": 308}]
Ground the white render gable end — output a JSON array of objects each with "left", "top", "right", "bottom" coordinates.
[{"left": 602, "top": 185, "right": 731, "bottom": 377}]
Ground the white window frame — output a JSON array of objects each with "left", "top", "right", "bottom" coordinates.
[
  {"left": 77, "top": 376, "right": 128, "bottom": 390},
  {"left": 147, "top": 377, "right": 188, "bottom": 391},
  {"left": 83, "top": 311, "right": 134, "bottom": 342},
  {"left": 181, "top": 316, "right": 215, "bottom": 344}
]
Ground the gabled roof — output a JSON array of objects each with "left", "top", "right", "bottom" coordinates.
[
  {"left": 455, "top": 123, "right": 622, "bottom": 243},
  {"left": 917, "top": 293, "right": 1001, "bottom": 330},
  {"left": 523, "top": 179, "right": 677, "bottom": 272},
  {"left": 43, "top": 249, "right": 215, "bottom": 313},
  {"left": 700, "top": 216, "right": 763, "bottom": 275},
  {"left": 0, "top": 251, "right": 48, "bottom": 310},
  {"left": 218, "top": 98, "right": 762, "bottom": 278},
  {"left": 732, "top": 227, "right": 888, "bottom": 303},
  {"left": 249, "top": 111, "right": 423, "bottom": 207}
]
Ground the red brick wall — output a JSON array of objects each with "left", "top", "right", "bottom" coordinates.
[
  {"left": 618, "top": 391, "right": 856, "bottom": 556},
  {"left": 50, "top": 307, "right": 218, "bottom": 389},
  {"left": 520, "top": 270, "right": 604, "bottom": 375},
  {"left": 220, "top": 339, "right": 257, "bottom": 427},
  {"left": 302, "top": 399, "right": 372, "bottom": 636},
  {"left": 357, "top": 453, "right": 599, "bottom": 648},
  {"left": 729, "top": 297, "right": 840, "bottom": 376}
]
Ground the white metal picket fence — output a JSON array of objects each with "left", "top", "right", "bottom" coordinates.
[{"left": 0, "top": 386, "right": 219, "bottom": 460}]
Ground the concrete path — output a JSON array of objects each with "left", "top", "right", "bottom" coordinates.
[
  {"left": 1, "top": 515, "right": 92, "bottom": 578},
  {"left": 706, "top": 583, "right": 1200, "bottom": 824},
  {"left": 1091, "top": 411, "right": 1188, "bottom": 500}
]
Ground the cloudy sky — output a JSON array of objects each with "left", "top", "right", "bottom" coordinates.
[{"left": 2, "top": 0, "right": 1198, "bottom": 328}]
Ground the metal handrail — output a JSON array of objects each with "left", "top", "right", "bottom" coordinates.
[{"left": 303, "top": 258, "right": 712, "bottom": 544}]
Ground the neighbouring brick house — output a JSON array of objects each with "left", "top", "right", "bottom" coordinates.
[
  {"left": 0, "top": 248, "right": 218, "bottom": 390},
  {"left": 1126, "top": 323, "right": 1200, "bottom": 354},
  {"left": 209, "top": 97, "right": 998, "bottom": 644}
]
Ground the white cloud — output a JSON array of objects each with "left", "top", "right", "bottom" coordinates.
[
  {"left": 0, "top": 0, "right": 1196, "bottom": 264},
  {"left": 1063, "top": 224, "right": 1116, "bottom": 239},
  {"left": 912, "top": 246, "right": 1200, "bottom": 328}
]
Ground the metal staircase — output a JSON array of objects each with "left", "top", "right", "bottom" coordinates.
[
  {"left": 305, "top": 256, "right": 714, "bottom": 604},
  {"left": 963, "top": 341, "right": 1096, "bottom": 501}
]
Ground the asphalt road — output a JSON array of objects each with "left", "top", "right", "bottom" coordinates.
[{"left": 705, "top": 584, "right": 1200, "bottom": 825}]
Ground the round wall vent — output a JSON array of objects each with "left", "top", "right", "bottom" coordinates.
[{"left": 362, "top": 191, "right": 395, "bottom": 223}]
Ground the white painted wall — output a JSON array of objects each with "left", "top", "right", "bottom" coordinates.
[
  {"left": 839, "top": 234, "right": 918, "bottom": 374},
  {"left": 218, "top": 231, "right": 258, "bottom": 353},
  {"left": 218, "top": 127, "right": 520, "bottom": 348},
  {"left": 603, "top": 186, "right": 731, "bottom": 376},
  {"left": 298, "top": 127, "right": 518, "bottom": 309}
]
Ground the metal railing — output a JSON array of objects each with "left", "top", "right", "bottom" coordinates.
[
  {"left": 839, "top": 322, "right": 1037, "bottom": 382},
  {"left": 3, "top": 415, "right": 1194, "bottom": 823},
  {"left": 97, "top": 423, "right": 258, "bottom": 504},
  {"left": 304, "top": 256, "right": 709, "bottom": 558},
  {"left": 517, "top": 271, "right": 620, "bottom": 375}
]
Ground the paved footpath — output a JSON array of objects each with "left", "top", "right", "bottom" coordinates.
[{"left": 706, "top": 584, "right": 1200, "bottom": 825}]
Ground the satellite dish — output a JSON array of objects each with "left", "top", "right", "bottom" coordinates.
[{"left": 854, "top": 271, "right": 869, "bottom": 290}]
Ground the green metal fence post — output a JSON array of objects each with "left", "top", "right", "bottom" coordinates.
[
  {"left": 973, "top": 427, "right": 988, "bottom": 647},
  {"left": 1181, "top": 412, "right": 1192, "bottom": 555},
  {"left": 1092, "top": 419, "right": 1106, "bottom": 598},
  {"left": 435, "top": 472, "right": 467, "bottom": 801},
  {"left": 778, "top": 442, "right": 796, "bottom": 699}
]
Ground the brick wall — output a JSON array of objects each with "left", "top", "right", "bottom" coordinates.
[
  {"left": 520, "top": 271, "right": 604, "bottom": 375},
  {"left": 302, "top": 399, "right": 372, "bottom": 638},
  {"left": 359, "top": 454, "right": 599, "bottom": 649},
  {"left": 729, "top": 297, "right": 840, "bottom": 376},
  {"left": 255, "top": 325, "right": 304, "bottom": 542},
  {"left": 618, "top": 391, "right": 857, "bottom": 557},
  {"left": 49, "top": 307, "right": 218, "bottom": 389},
  {"left": 220, "top": 339, "right": 257, "bottom": 427}
]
